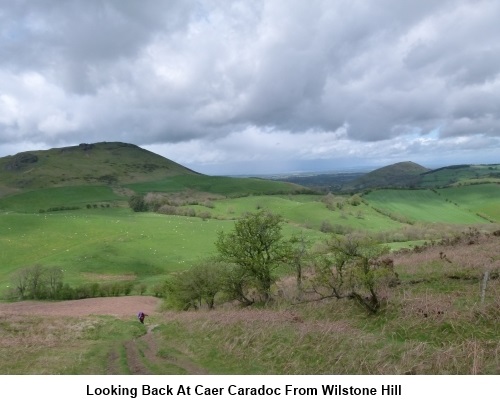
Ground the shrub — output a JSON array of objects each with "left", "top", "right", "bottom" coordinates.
[
  {"left": 309, "top": 234, "right": 397, "bottom": 314},
  {"left": 129, "top": 195, "right": 148, "bottom": 212}
]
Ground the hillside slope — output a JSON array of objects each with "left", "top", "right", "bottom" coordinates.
[{"left": 0, "top": 142, "right": 199, "bottom": 196}]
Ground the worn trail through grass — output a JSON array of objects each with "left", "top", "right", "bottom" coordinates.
[{"left": 108, "top": 323, "right": 208, "bottom": 375}]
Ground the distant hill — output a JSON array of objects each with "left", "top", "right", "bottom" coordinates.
[
  {"left": 278, "top": 162, "right": 500, "bottom": 191},
  {"left": 0, "top": 142, "right": 199, "bottom": 196},
  {"left": 0, "top": 142, "right": 307, "bottom": 199},
  {"left": 344, "top": 161, "right": 429, "bottom": 191}
]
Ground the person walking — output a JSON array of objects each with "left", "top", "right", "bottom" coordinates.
[{"left": 137, "top": 311, "right": 148, "bottom": 324}]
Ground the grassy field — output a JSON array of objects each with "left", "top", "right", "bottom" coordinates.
[
  {"left": 419, "top": 164, "right": 500, "bottom": 188},
  {"left": 437, "top": 184, "right": 500, "bottom": 221},
  {"left": 0, "top": 174, "right": 499, "bottom": 375},
  {"left": 126, "top": 175, "right": 304, "bottom": 196},
  {"left": 0, "top": 209, "right": 234, "bottom": 288},
  {"left": 363, "top": 189, "right": 493, "bottom": 224},
  {"left": 0, "top": 185, "right": 125, "bottom": 212},
  {"left": 1, "top": 184, "right": 499, "bottom": 294}
]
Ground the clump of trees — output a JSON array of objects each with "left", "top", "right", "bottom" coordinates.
[
  {"left": 38, "top": 206, "right": 80, "bottom": 213},
  {"left": 159, "top": 211, "right": 293, "bottom": 309},
  {"left": 129, "top": 195, "right": 148, "bottom": 212},
  {"left": 158, "top": 210, "right": 397, "bottom": 314},
  {"left": 10, "top": 264, "right": 64, "bottom": 300},
  {"left": 7, "top": 264, "right": 136, "bottom": 301},
  {"left": 128, "top": 193, "right": 215, "bottom": 218}
]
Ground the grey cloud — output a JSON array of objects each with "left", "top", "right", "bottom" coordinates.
[
  {"left": 1, "top": 0, "right": 195, "bottom": 92},
  {"left": 0, "top": 0, "right": 499, "bottom": 170}
]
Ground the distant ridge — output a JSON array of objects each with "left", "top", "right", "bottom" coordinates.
[
  {"left": 0, "top": 141, "right": 200, "bottom": 195},
  {"left": 264, "top": 161, "right": 500, "bottom": 191}
]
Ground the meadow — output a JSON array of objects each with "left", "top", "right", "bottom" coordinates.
[
  {"left": 363, "top": 187, "right": 496, "bottom": 224},
  {"left": 419, "top": 164, "right": 500, "bottom": 188},
  {"left": 1, "top": 183, "right": 499, "bottom": 292}
]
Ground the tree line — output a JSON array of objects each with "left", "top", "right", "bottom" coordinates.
[{"left": 6, "top": 264, "right": 136, "bottom": 301}]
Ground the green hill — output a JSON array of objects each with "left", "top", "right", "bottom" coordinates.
[
  {"left": 0, "top": 142, "right": 308, "bottom": 211},
  {"left": 278, "top": 162, "right": 500, "bottom": 191},
  {"left": 0, "top": 142, "right": 199, "bottom": 197},
  {"left": 344, "top": 161, "right": 429, "bottom": 190},
  {"left": 343, "top": 162, "right": 500, "bottom": 191}
]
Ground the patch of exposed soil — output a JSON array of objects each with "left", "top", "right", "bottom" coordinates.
[{"left": 0, "top": 296, "right": 160, "bottom": 317}]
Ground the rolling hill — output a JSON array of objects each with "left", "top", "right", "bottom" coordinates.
[
  {"left": 0, "top": 142, "right": 199, "bottom": 196},
  {"left": 278, "top": 162, "right": 500, "bottom": 191},
  {"left": 0, "top": 141, "right": 307, "bottom": 200},
  {"left": 344, "top": 161, "right": 429, "bottom": 190}
]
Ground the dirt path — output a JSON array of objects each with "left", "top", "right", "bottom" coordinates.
[
  {"left": 0, "top": 296, "right": 207, "bottom": 375},
  {"left": 0, "top": 296, "right": 160, "bottom": 317},
  {"left": 117, "top": 323, "right": 208, "bottom": 375}
]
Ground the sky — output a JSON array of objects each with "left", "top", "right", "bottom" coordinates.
[{"left": 1, "top": 0, "right": 500, "bottom": 175}]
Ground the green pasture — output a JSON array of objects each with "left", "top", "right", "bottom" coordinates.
[
  {"left": 364, "top": 188, "right": 490, "bottom": 224},
  {"left": 437, "top": 184, "right": 500, "bottom": 221},
  {"left": 126, "top": 175, "right": 303, "bottom": 196},
  {"left": 0, "top": 206, "right": 323, "bottom": 291},
  {"left": 203, "top": 195, "right": 403, "bottom": 233},
  {"left": 0, "top": 185, "right": 125, "bottom": 213},
  {"left": 0, "top": 209, "right": 234, "bottom": 288},
  {"left": 420, "top": 164, "right": 500, "bottom": 187},
  {"left": 1, "top": 182, "right": 499, "bottom": 295}
]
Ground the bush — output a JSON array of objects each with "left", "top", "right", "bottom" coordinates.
[
  {"left": 129, "top": 195, "right": 148, "bottom": 212},
  {"left": 163, "top": 260, "right": 228, "bottom": 310},
  {"left": 216, "top": 211, "right": 293, "bottom": 303},
  {"left": 309, "top": 234, "right": 397, "bottom": 314}
]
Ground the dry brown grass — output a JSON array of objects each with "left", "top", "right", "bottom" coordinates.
[
  {"left": 0, "top": 315, "right": 105, "bottom": 374},
  {"left": 149, "top": 233, "right": 500, "bottom": 374},
  {"left": 393, "top": 232, "right": 500, "bottom": 279},
  {"left": 81, "top": 273, "right": 137, "bottom": 282}
]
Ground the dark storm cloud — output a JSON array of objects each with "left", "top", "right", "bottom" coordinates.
[{"left": 1, "top": 0, "right": 499, "bottom": 172}]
